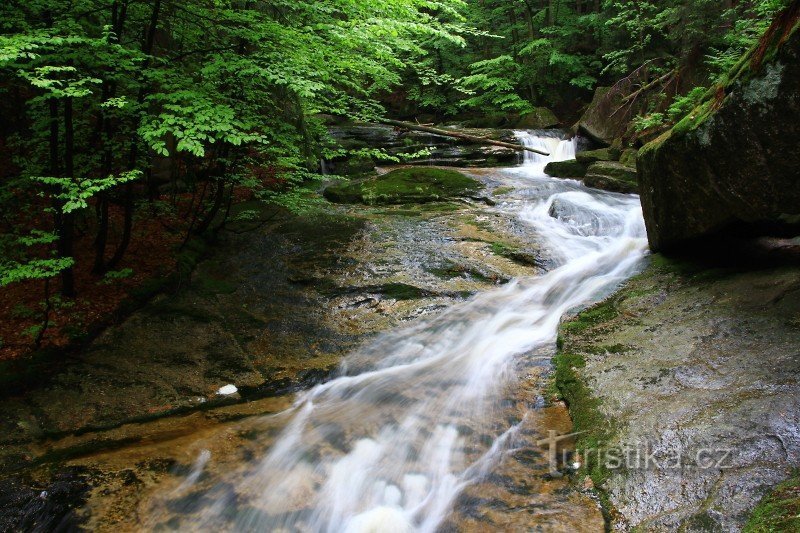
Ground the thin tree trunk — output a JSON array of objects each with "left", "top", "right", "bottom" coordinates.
[
  {"left": 60, "top": 97, "right": 76, "bottom": 297},
  {"left": 34, "top": 279, "right": 52, "bottom": 349},
  {"left": 109, "top": 0, "right": 160, "bottom": 268}
]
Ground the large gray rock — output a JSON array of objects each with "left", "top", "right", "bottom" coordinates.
[
  {"left": 638, "top": 14, "right": 800, "bottom": 252},
  {"left": 577, "top": 87, "right": 645, "bottom": 145},
  {"left": 558, "top": 260, "right": 800, "bottom": 531}
]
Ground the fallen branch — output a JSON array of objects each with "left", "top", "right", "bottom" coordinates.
[
  {"left": 620, "top": 69, "right": 676, "bottom": 105},
  {"left": 377, "top": 118, "right": 550, "bottom": 156}
]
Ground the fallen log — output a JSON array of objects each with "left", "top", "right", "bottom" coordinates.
[{"left": 377, "top": 118, "right": 550, "bottom": 156}]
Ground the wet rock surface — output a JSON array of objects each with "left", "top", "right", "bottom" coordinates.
[
  {"left": 0, "top": 166, "right": 606, "bottom": 531},
  {"left": 559, "top": 256, "right": 800, "bottom": 530},
  {"left": 583, "top": 161, "right": 638, "bottom": 194}
]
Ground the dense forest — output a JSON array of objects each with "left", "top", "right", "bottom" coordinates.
[{"left": 0, "top": 0, "right": 790, "bottom": 358}]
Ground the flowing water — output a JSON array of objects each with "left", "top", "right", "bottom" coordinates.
[{"left": 152, "top": 131, "right": 648, "bottom": 532}]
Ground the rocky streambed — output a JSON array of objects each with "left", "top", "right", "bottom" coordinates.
[{"left": 0, "top": 164, "right": 608, "bottom": 531}]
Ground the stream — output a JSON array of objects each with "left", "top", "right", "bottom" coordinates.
[{"left": 140, "top": 132, "right": 649, "bottom": 531}]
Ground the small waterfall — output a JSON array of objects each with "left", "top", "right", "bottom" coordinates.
[{"left": 514, "top": 130, "right": 577, "bottom": 173}]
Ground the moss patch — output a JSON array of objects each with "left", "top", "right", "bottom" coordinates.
[
  {"left": 560, "top": 300, "right": 619, "bottom": 334},
  {"left": 489, "top": 242, "right": 540, "bottom": 268},
  {"left": 492, "top": 186, "right": 515, "bottom": 196},
  {"left": 551, "top": 298, "right": 627, "bottom": 519},
  {"left": 744, "top": 474, "right": 800, "bottom": 532},
  {"left": 323, "top": 167, "right": 482, "bottom": 205}
]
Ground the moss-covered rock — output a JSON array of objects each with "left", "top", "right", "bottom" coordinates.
[
  {"left": 544, "top": 159, "right": 588, "bottom": 178},
  {"left": 638, "top": 7, "right": 800, "bottom": 252},
  {"left": 323, "top": 167, "right": 482, "bottom": 205},
  {"left": 583, "top": 161, "right": 638, "bottom": 193},
  {"left": 619, "top": 148, "right": 638, "bottom": 168},
  {"left": 555, "top": 258, "right": 800, "bottom": 530},
  {"left": 745, "top": 474, "right": 800, "bottom": 532},
  {"left": 516, "top": 107, "right": 560, "bottom": 129},
  {"left": 575, "top": 147, "right": 618, "bottom": 165}
]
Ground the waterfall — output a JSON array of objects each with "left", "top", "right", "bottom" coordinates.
[
  {"left": 514, "top": 130, "right": 577, "bottom": 172},
  {"left": 155, "top": 142, "right": 647, "bottom": 532}
]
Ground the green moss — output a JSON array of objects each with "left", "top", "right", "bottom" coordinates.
[
  {"left": 744, "top": 474, "right": 800, "bottom": 532},
  {"left": 544, "top": 159, "right": 588, "bottom": 178},
  {"left": 489, "top": 242, "right": 540, "bottom": 268},
  {"left": 552, "top": 347, "right": 616, "bottom": 490},
  {"left": 561, "top": 300, "right": 619, "bottom": 334},
  {"left": 576, "top": 148, "right": 617, "bottom": 165},
  {"left": 552, "top": 299, "right": 626, "bottom": 518},
  {"left": 323, "top": 167, "right": 482, "bottom": 205},
  {"left": 378, "top": 283, "right": 427, "bottom": 300},
  {"left": 492, "top": 186, "right": 515, "bottom": 196},
  {"left": 194, "top": 275, "right": 238, "bottom": 295}
]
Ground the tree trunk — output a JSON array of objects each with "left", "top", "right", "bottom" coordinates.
[
  {"left": 110, "top": 0, "right": 160, "bottom": 268},
  {"left": 60, "top": 97, "right": 76, "bottom": 297},
  {"left": 377, "top": 119, "right": 551, "bottom": 156}
]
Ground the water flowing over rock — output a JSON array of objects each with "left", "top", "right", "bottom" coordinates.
[
  {"left": 143, "top": 132, "right": 647, "bottom": 531},
  {"left": 638, "top": 12, "right": 800, "bottom": 252}
]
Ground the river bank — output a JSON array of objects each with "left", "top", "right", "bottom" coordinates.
[{"left": 555, "top": 247, "right": 800, "bottom": 531}]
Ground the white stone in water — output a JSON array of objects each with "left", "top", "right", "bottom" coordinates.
[{"left": 216, "top": 384, "right": 238, "bottom": 395}]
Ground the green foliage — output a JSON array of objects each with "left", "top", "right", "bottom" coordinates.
[
  {"left": 32, "top": 170, "right": 141, "bottom": 213},
  {"left": 460, "top": 56, "right": 533, "bottom": 114},
  {"left": 632, "top": 112, "right": 666, "bottom": 132},
  {"left": 101, "top": 268, "right": 134, "bottom": 284},
  {"left": 0, "top": 257, "right": 75, "bottom": 286}
]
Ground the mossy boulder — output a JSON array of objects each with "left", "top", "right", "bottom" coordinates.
[
  {"left": 619, "top": 148, "right": 638, "bottom": 168},
  {"left": 544, "top": 159, "right": 588, "bottom": 178},
  {"left": 583, "top": 161, "right": 638, "bottom": 194},
  {"left": 323, "top": 167, "right": 482, "bottom": 205},
  {"left": 576, "top": 147, "right": 619, "bottom": 165},
  {"left": 638, "top": 7, "right": 800, "bottom": 252},
  {"left": 516, "top": 107, "right": 560, "bottom": 129}
]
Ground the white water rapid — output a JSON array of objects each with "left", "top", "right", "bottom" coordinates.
[{"left": 161, "top": 131, "right": 648, "bottom": 532}]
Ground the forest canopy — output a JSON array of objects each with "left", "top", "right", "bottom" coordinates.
[{"left": 0, "top": 0, "right": 791, "bottom": 354}]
